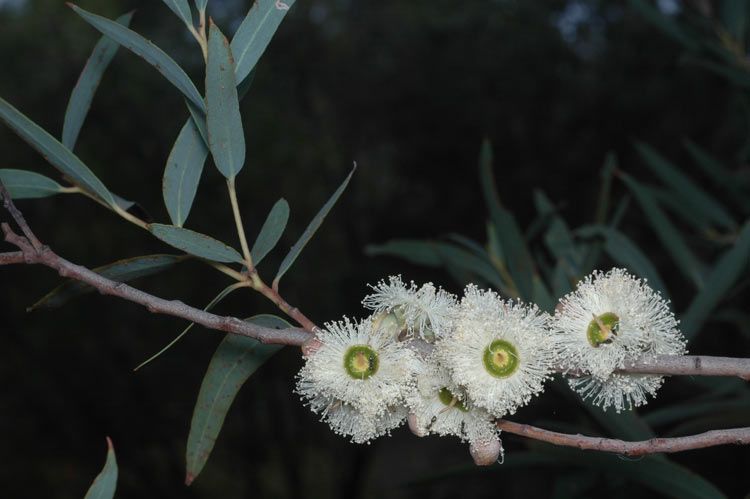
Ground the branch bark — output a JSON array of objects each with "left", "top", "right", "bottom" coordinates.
[{"left": 496, "top": 419, "right": 750, "bottom": 457}]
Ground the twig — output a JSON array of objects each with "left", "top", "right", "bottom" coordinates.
[
  {"left": 0, "top": 184, "right": 309, "bottom": 347},
  {"left": 496, "top": 419, "right": 750, "bottom": 457},
  {"left": 0, "top": 251, "right": 24, "bottom": 265}
]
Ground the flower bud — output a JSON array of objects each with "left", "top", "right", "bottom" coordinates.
[{"left": 469, "top": 439, "right": 503, "bottom": 466}]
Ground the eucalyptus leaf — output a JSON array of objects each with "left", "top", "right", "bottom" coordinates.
[
  {"left": 635, "top": 141, "right": 735, "bottom": 230},
  {"left": 149, "top": 224, "right": 244, "bottom": 263},
  {"left": 577, "top": 225, "right": 669, "bottom": 299},
  {"left": 185, "top": 314, "right": 288, "bottom": 484},
  {"left": 163, "top": 117, "right": 209, "bottom": 227},
  {"left": 274, "top": 167, "right": 354, "bottom": 286},
  {"left": 69, "top": 4, "right": 205, "bottom": 113},
  {"left": 206, "top": 22, "right": 245, "bottom": 179},
  {"left": 365, "top": 239, "right": 443, "bottom": 267},
  {"left": 194, "top": 0, "right": 208, "bottom": 13},
  {"left": 621, "top": 172, "right": 705, "bottom": 289},
  {"left": 231, "top": 0, "right": 297, "bottom": 84},
  {"left": 161, "top": 0, "right": 193, "bottom": 28},
  {"left": 681, "top": 221, "right": 750, "bottom": 340},
  {"left": 0, "top": 169, "right": 66, "bottom": 199},
  {"left": 479, "top": 140, "right": 535, "bottom": 300},
  {"left": 63, "top": 11, "right": 133, "bottom": 151},
  {"left": 0, "top": 97, "right": 116, "bottom": 206},
  {"left": 30, "top": 254, "right": 185, "bottom": 310},
  {"left": 134, "top": 282, "right": 246, "bottom": 371},
  {"left": 83, "top": 437, "right": 118, "bottom": 499},
  {"left": 250, "top": 198, "right": 290, "bottom": 265}
]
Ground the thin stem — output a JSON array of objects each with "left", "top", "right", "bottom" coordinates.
[
  {"left": 496, "top": 419, "right": 750, "bottom": 457},
  {"left": 207, "top": 261, "right": 246, "bottom": 281},
  {"left": 252, "top": 277, "right": 318, "bottom": 333},
  {"left": 113, "top": 205, "right": 148, "bottom": 230},
  {"left": 227, "top": 178, "right": 254, "bottom": 271}
]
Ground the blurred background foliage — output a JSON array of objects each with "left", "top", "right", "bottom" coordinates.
[{"left": 1, "top": 0, "right": 749, "bottom": 497}]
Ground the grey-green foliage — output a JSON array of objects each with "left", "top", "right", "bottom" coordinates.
[{"left": 368, "top": 138, "right": 750, "bottom": 492}]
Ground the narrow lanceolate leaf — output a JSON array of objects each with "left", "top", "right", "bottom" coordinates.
[
  {"left": 478, "top": 140, "right": 535, "bottom": 300},
  {"left": 250, "top": 198, "right": 290, "bottom": 265},
  {"left": 206, "top": 21, "right": 245, "bottom": 179},
  {"left": 134, "top": 282, "right": 245, "bottom": 371},
  {"left": 0, "top": 169, "right": 66, "bottom": 199},
  {"left": 69, "top": 4, "right": 205, "bottom": 113},
  {"left": 365, "top": 239, "right": 443, "bottom": 267},
  {"left": 577, "top": 225, "right": 669, "bottom": 299},
  {"left": 635, "top": 142, "right": 735, "bottom": 230},
  {"left": 63, "top": 11, "right": 133, "bottom": 151},
  {"left": 621, "top": 172, "right": 705, "bottom": 288},
  {"left": 231, "top": 0, "right": 297, "bottom": 84},
  {"left": 161, "top": 0, "right": 193, "bottom": 28},
  {"left": 83, "top": 437, "right": 118, "bottom": 499},
  {"left": 681, "top": 221, "right": 750, "bottom": 340},
  {"left": 0, "top": 97, "right": 115, "bottom": 206},
  {"left": 150, "top": 224, "right": 244, "bottom": 263},
  {"left": 163, "top": 117, "right": 209, "bottom": 227},
  {"left": 185, "top": 314, "right": 288, "bottom": 485},
  {"left": 30, "top": 254, "right": 185, "bottom": 310},
  {"left": 274, "top": 167, "right": 355, "bottom": 286}
]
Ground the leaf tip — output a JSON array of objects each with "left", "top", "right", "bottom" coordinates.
[
  {"left": 185, "top": 472, "right": 196, "bottom": 486},
  {"left": 105, "top": 436, "right": 114, "bottom": 451}
]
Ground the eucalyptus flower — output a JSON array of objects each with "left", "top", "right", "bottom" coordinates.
[
  {"left": 406, "top": 361, "right": 500, "bottom": 445},
  {"left": 362, "top": 275, "right": 458, "bottom": 340},
  {"left": 553, "top": 268, "right": 685, "bottom": 380},
  {"left": 438, "top": 285, "right": 557, "bottom": 417},
  {"left": 296, "top": 316, "right": 420, "bottom": 421},
  {"left": 303, "top": 390, "right": 407, "bottom": 444}
]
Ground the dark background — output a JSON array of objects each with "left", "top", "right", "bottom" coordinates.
[{"left": 1, "top": 0, "right": 748, "bottom": 497}]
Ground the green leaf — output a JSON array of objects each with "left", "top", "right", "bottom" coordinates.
[
  {"left": 479, "top": 140, "right": 536, "bottom": 300},
  {"left": 274, "top": 167, "right": 354, "bottom": 286},
  {"left": 69, "top": 4, "right": 205, "bottom": 113},
  {"left": 577, "top": 225, "right": 669, "bottom": 299},
  {"left": 161, "top": 0, "right": 193, "bottom": 28},
  {"left": 683, "top": 140, "right": 750, "bottom": 212},
  {"left": 0, "top": 169, "right": 66, "bottom": 199},
  {"left": 149, "top": 224, "right": 244, "bottom": 263},
  {"left": 30, "top": 254, "right": 185, "bottom": 310},
  {"left": 163, "top": 116, "right": 209, "bottom": 227},
  {"left": 366, "top": 239, "right": 443, "bottom": 266},
  {"left": 63, "top": 11, "right": 133, "bottom": 151},
  {"left": 134, "top": 282, "right": 246, "bottom": 371},
  {"left": 530, "top": 448, "right": 724, "bottom": 499},
  {"left": 83, "top": 437, "right": 118, "bottom": 499},
  {"left": 644, "top": 396, "right": 750, "bottom": 427},
  {"left": 433, "top": 243, "right": 505, "bottom": 290},
  {"left": 681, "top": 221, "right": 750, "bottom": 340},
  {"left": 628, "top": 0, "right": 698, "bottom": 49},
  {"left": 620, "top": 172, "right": 705, "bottom": 288},
  {"left": 250, "top": 198, "right": 290, "bottom": 265},
  {"left": 720, "top": 0, "right": 748, "bottom": 42},
  {"left": 533, "top": 189, "right": 582, "bottom": 272},
  {"left": 635, "top": 142, "right": 735, "bottom": 230},
  {"left": 595, "top": 152, "right": 616, "bottom": 224},
  {"left": 206, "top": 21, "right": 245, "bottom": 180},
  {"left": 0, "top": 97, "right": 115, "bottom": 206},
  {"left": 194, "top": 0, "right": 208, "bottom": 13},
  {"left": 185, "top": 314, "right": 287, "bottom": 485},
  {"left": 231, "top": 0, "right": 297, "bottom": 84}
]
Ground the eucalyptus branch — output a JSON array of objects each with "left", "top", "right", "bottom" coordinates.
[
  {"left": 496, "top": 419, "right": 750, "bottom": 457},
  {"left": 0, "top": 251, "right": 24, "bottom": 265}
]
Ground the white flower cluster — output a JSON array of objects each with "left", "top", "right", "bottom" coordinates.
[{"left": 295, "top": 269, "right": 686, "bottom": 458}]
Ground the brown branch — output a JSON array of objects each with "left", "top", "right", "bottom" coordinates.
[
  {"left": 559, "top": 355, "right": 750, "bottom": 381},
  {"left": 496, "top": 419, "right": 750, "bottom": 457},
  {"left": 0, "top": 251, "right": 25, "bottom": 265}
]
